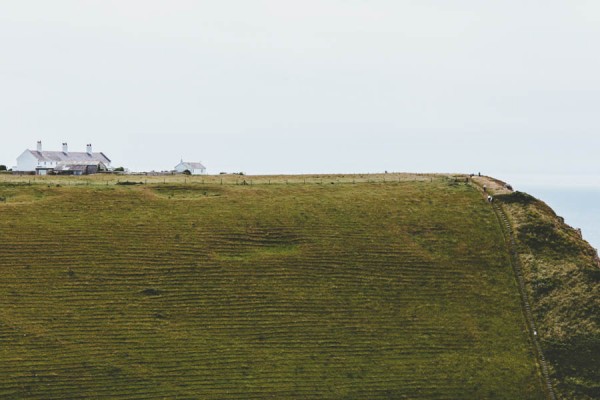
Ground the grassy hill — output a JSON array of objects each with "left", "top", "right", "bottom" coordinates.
[{"left": 0, "top": 173, "right": 583, "bottom": 399}]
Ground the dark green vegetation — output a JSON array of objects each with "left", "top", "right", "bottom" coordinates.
[
  {"left": 0, "top": 177, "right": 547, "bottom": 399},
  {"left": 496, "top": 191, "right": 600, "bottom": 399}
]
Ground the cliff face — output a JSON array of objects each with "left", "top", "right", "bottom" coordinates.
[{"left": 497, "top": 191, "right": 600, "bottom": 399}]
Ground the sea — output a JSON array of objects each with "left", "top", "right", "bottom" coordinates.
[{"left": 495, "top": 174, "right": 600, "bottom": 251}]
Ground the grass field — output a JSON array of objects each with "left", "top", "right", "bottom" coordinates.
[{"left": 0, "top": 175, "right": 546, "bottom": 399}]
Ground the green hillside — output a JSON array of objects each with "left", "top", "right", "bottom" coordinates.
[{"left": 0, "top": 174, "right": 582, "bottom": 399}]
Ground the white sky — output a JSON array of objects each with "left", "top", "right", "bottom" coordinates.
[{"left": 1, "top": 1, "right": 599, "bottom": 175}]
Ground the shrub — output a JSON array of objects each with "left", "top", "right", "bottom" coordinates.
[
  {"left": 518, "top": 221, "right": 580, "bottom": 256},
  {"left": 495, "top": 191, "right": 536, "bottom": 205},
  {"left": 116, "top": 181, "right": 143, "bottom": 185}
]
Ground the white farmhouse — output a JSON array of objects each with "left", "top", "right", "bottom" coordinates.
[
  {"left": 174, "top": 160, "right": 206, "bottom": 175},
  {"left": 15, "top": 141, "right": 111, "bottom": 175}
]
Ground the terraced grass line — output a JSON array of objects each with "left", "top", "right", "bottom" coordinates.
[{"left": 0, "top": 178, "right": 545, "bottom": 399}]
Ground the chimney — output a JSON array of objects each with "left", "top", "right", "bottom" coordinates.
[
  {"left": 86, "top": 144, "right": 92, "bottom": 155},
  {"left": 37, "top": 141, "right": 42, "bottom": 152},
  {"left": 62, "top": 142, "right": 68, "bottom": 154}
]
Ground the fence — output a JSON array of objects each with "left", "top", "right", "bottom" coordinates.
[{"left": 0, "top": 172, "right": 452, "bottom": 187}]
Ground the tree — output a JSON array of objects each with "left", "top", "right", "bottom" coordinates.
[
  {"left": 114, "top": 167, "right": 125, "bottom": 172},
  {"left": 0, "top": 165, "right": 7, "bottom": 171}
]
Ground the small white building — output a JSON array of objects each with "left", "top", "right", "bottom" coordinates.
[
  {"left": 15, "top": 141, "right": 111, "bottom": 175},
  {"left": 174, "top": 160, "right": 206, "bottom": 175}
]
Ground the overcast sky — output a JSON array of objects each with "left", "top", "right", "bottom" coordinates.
[{"left": 1, "top": 1, "right": 599, "bottom": 178}]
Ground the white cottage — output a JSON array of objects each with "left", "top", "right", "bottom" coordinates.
[
  {"left": 15, "top": 141, "right": 111, "bottom": 175},
  {"left": 174, "top": 160, "right": 206, "bottom": 175}
]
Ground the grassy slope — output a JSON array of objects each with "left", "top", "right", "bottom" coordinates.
[
  {"left": 495, "top": 191, "right": 600, "bottom": 399},
  {"left": 0, "top": 177, "right": 544, "bottom": 399}
]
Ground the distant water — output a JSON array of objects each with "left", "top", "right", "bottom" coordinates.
[{"left": 495, "top": 174, "right": 600, "bottom": 251}]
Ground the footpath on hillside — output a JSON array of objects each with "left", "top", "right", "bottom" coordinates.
[
  {"left": 472, "top": 175, "right": 556, "bottom": 400},
  {"left": 472, "top": 175, "right": 600, "bottom": 400}
]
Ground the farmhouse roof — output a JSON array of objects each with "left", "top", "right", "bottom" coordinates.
[
  {"left": 28, "top": 150, "right": 111, "bottom": 164},
  {"left": 182, "top": 162, "right": 206, "bottom": 169}
]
